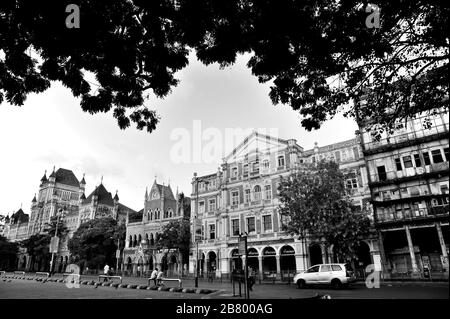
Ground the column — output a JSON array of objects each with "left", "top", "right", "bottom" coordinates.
[
  {"left": 276, "top": 255, "right": 281, "bottom": 280},
  {"left": 295, "top": 253, "right": 306, "bottom": 272},
  {"left": 436, "top": 223, "right": 449, "bottom": 271},
  {"left": 405, "top": 226, "right": 419, "bottom": 275},
  {"left": 258, "top": 256, "right": 263, "bottom": 281},
  {"left": 320, "top": 244, "right": 328, "bottom": 264}
]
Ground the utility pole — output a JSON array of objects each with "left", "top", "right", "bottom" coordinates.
[
  {"left": 194, "top": 175, "right": 199, "bottom": 288},
  {"left": 49, "top": 209, "right": 64, "bottom": 275}
]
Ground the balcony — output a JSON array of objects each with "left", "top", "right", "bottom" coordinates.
[
  {"left": 375, "top": 204, "right": 449, "bottom": 225},
  {"left": 363, "top": 123, "right": 448, "bottom": 154},
  {"left": 369, "top": 162, "right": 449, "bottom": 187}
]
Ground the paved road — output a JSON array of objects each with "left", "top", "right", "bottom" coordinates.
[{"left": 0, "top": 275, "right": 448, "bottom": 299}]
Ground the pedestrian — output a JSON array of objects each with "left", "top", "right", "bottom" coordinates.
[
  {"left": 156, "top": 269, "right": 164, "bottom": 286},
  {"left": 137, "top": 265, "right": 141, "bottom": 277},
  {"left": 150, "top": 268, "right": 158, "bottom": 286},
  {"left": 103, "top": 264, "right": 110, "bottom": 282},
  {"left": 248, "top": 267, "right": 255, "bottom": 291}
]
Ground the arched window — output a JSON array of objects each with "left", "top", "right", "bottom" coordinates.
[
  {"left": 168, "top": 209, "right": 173, "bottom": 218},
  {"left": 254, "top": 185, "right": 262, "bottom": 201},
  {"left": 138, "top": 234, "right": 142, "bottom": 244},
  {"left": 133, "top": 235, "right": 137, "bottom": 247},
  {"left": 150, "top": 233, "right": 154, "bottom": 245},
  {"left": 128, "top": 235, "right": 132, "bottom": 247},
  {"left": 145, "top": 233, "right": 149, "bottom": 242}
]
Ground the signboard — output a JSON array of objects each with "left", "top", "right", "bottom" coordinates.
[
  {"left": 422, "top": 256, "right": 431, "bottom": 269},
  {"left": 441, "top": 256, "right": 448, "bottom": 269},
  {"left": 373, "top": 254, "right": 382, "bottom": 271},
  {"left": 49, "top": 236, "right": 59, "bottom": 253},
  {"left": 238, "top": 237, "right": 246, "bottom": 256}
]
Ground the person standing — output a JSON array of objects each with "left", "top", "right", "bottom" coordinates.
[
  {"left": 150, "top": 268, "right": 158, "bottom": 286},
  {"left": 103, "top": 264, "right": 110, "bottom": 282},
  {"left": 156, "top": 269, "right": 164, "bottom": 286}
]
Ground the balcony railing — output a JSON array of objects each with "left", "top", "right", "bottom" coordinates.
[
  {"left": 370, "top": 162, "right": 449, "bottom": 184},
  {"left": 363, "top": 123, "right": 448, "bottom": 152},
  {"left": 375, "top": 205, "right": 449, "bottom": 224}
]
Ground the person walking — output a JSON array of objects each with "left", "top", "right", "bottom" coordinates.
[
  {"left": 248, "top": 267, "right": 255, "bottom": 291},
  {"left": 103, "top": 264, "right": 110, "bottom": 282},
  {"left": 137, "top": 265, "right": 141, "bottom": 277},
  {"left": 150, "top": 268, "right": 158, "bottom": 286}
]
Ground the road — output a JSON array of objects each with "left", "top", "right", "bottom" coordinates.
[{"left": 0, "top": 275, "right": 448, "bottom": 299}]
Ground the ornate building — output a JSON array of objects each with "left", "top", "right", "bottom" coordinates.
[
  {"left": 123, "top": 179, "right": 190, "bottom": 276},
  {"left": 358, "top": 109, "right": 449, "bottom": 279},
  {"left": 189, "top": 131, "right": 377, "bottom": 281}
]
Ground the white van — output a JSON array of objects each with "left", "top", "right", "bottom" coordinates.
[{"left": 293, "top": 263, "right": 356, "bottom": 289}]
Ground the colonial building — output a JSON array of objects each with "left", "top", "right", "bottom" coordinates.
[
  {"left": 4, "top": 167, "right": 135, "bottom": 273},
  {"left": 189, "top": 131, "right": 376, "bottom": 281},
  {"left": 123, "top": 179, "right": 190, "bottom": 276},
  {"left": 359, "top": 109, "right": 449, "bottom": 279}
]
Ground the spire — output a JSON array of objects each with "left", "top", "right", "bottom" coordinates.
[
  {"left": 80, "top": 193, "right": 86, "bottom": 200},
  {"left": 80, "top": 173, "right": 86, "bottom": 185},
  {"left": 49, "top": 166, "right": 56, "bottom": 177},
  {"left": 32, "top": 194, "right": 37, "bottom": 203},
  {"left": 100, "top": 175, "right": 103, "bottom": 185},
  {"left": 114, "top": 190, "right": 119, "bottom": 201},
  {"left": 145, "top": 186, "right": 148, "bottom": 200},
  {"left": 40, "top": 170, "right": 47, "bottom": 183}
]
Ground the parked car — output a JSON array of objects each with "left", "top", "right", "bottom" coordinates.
[{"left": 293, "top": 263, "right": 356, "bottom": 289}]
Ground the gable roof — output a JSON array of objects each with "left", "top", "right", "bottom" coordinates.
[
  {"left": 83, "top": 183, "right": 114, "bottom": 206},
  {"left": 10, "top": 209, "right": 29, "bottom": 224},
  {"left": 149, "top": 181, "right": 175, "bottom": 200},
  {"left": 52, "top": 168, "right": 80, "bottom": 187}
]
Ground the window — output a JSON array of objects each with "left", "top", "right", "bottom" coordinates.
[
  {"left": 432, "top": 149, "right": 444, "bottom": 163},
  {"left": 423, "top": 152, "right": 431, "bottom": 165},
  {"left": 232, "top": 219, "right": 240, "bottom": 236},
  {"left": 263, "top": 160, "right": 270, "bottom": 170},
  {"left": 331, "top": 265, "right": 342, "bottom": 271},
  {"left": 395, "top": 158, "right": 402, "bottom": 171},
  {"left": 346, "top": 178, "right": 358, "bottom": 189},
  {"left": 198, "top": 201, "right": 205, "bottom": 214},
  {"left": 402, "top": 156, "right": 413, "bottom": 168},
  {"left": 243, "top": 164, "right": 249, "bottom": 175},
  {"left": 254, "top": 185, "right": 262, "bottom": 201},
  {"left": 307, "top": 265, "right": 320, "bottom": 273},
  {"left": 231, "top": 191, "right": 239, "bottom": 206},
  {"left": 277, "top": 156, "right": 285, "bottom": 167},
  {"left": 320, "top": 265, "right": 332, "bottom": 272},
  {"left": 414, "top": 154, "right": 422, "bottom": 167},
  {"left": 209, "top": 224, "right": 215, "bottom": 240},
  {"left": 252, "top": 161, "right": 259, "bottom": 172},
  {"left": 231, "top": 167, "right": 238, "bottom": 178},
  {"left": 247, "top": 217, "right": 255, "bottom": 233},
  {"left": 244, "top": 189, "right": 251, "bottom": 203},
  {"left": 377, "top": 166, "right": 387, "bottom": 181},
  {"left": 264, "top": 185, "right": 272, "bottom": 200},
  {"left": 208, "top": 198, "right": 216, "bottom": 211},
  {"left": 262, "top": 215, "right": 272, "bottom": 232},
  {"left": 444, "top": 148, "right": 449, "bottom": 162}
]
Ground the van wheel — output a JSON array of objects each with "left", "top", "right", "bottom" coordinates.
[
  {"left": 297, "top": 279, "right": 306, "bottom": 289},
  {"left": 331, "top": 279, "right": 342, "bottom": 290}
]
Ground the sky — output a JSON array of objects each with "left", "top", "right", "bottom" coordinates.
[{"left": 0, "top": 52, "right": 358, "bottom": 216}]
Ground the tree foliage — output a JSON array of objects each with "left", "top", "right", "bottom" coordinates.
[
  {"left": 278, "top": 161, "right": 371, "bottom": 260},
  {"left": 68, "top": 217, "right": 125, "bottom": 269},
  {"left": 20, "top": 233, "right": 51, "bottom": 270},
  {"left": 0, "top": 235, "right": 19, "bottom": 271},
  {"left": 157, "top": 217, "right": 191, "bottom": 264},
  {"left": 1, "top": 1, "right": 447, "bottom": 134}
]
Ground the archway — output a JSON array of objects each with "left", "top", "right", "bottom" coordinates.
[
  {"left": 168, "top": 254, "right": 178, "bottom": 276},
  {"left": 354, "top": 241, "right": 372, "bottom": 279},
  {"left": 280, "top": 245, "right": 296, "bottom": 280},
  {"left": 161, "top": 254, "right": 168, "bottom": 273},
  {"left": 21, "top": 255, "right": 27, "bottom": 270},
  {"left": 309, "top": 243, "right": 323, "bottom": 266},
  {"left": 207, "top": 251, "right": 217, "bottom": 274},
  {"left": 126, "top": 257, "right": 132, "bottom": 274},
  {"left": 247, "top": 248, "right": 259, "bottom": 275},
  {"left": 262, "top": 247, "right": 277, "bottom": 279},
  {"left": 58, "top": 256, "right": 64, "bottom": 273}
]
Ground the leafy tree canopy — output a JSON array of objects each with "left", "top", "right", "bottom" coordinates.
[
  {"left": 0, "top": 235, "right": 19, "bottom": 270},
  {"left": 157, "top": 217, "right": 191, "bottom": 263},
  {"left": 278, "top": 161, "right": 371, "bottom": 260},
  {"left": 20, "top": 233, "right": 51, "bottom": 257},
  {"left": 1, "top": 1, "right": 447, "bottom": 134},
  {"left": 68, "top": 217, "right": 125, "bottom": 269}
]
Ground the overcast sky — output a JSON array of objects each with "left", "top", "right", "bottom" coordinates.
[{"left": 0, "top": 52, "right": 358, "bottom": 216}]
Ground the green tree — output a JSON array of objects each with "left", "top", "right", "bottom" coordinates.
[
  {"left": 0, "top": 235, "right": 19, "bottom": 271},
  {"left": 68, "top": 217, "right": 125, "bottom": 271},
  {"left": 156, "top": 217, "right": 191, "bottom": 266},
  {"left": 44, "top": 215, "right": 69, "bottom": 238},
  {"left": 1, "top": 1, "right": 447, "bottom": 134},
  {"left": 20, "top": 234, "right": 51, "bottom": 271},
  {"left": 278, "top": 161, "right": 371, "bottom": 261}
]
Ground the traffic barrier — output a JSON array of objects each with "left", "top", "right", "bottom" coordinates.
[
  {"left": 148, "top": 277, "right": 182, "bottom": 288},
  {"left": 98, "top": 275, "right": 122, "bottom": 284},
  {"left": 14, "top": 271, "right": 25, "bottom": 275},
  {"left": 62, "top": 273, "right": 81, "bottom": 283},
  {"left": 35, "top": 272, "right": 50, "bottom": 279}
]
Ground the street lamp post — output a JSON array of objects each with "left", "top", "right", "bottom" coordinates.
[
  {"left": 194, "top": 176, "right": 199, "bottom": 288},
  {"left": 116, "top": 237, "right": 120, "bottom": 276}
]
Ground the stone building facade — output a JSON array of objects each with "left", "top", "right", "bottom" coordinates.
[
  {"left": 359, "top": 109, "right": 449, "bottom": 279},
  {"left": 189, "top": 131, "right": 377, "bottom": 281},
  {"left": 123, "top": 180, "right": 190, "bottom": 277}
]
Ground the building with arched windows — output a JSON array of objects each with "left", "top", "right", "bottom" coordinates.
[
  {"left": 190, "top": 131, "right": 379, "bottom": 281},
  {"left": 123, "top": 179, "right": 190, "bottom": 276}
]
